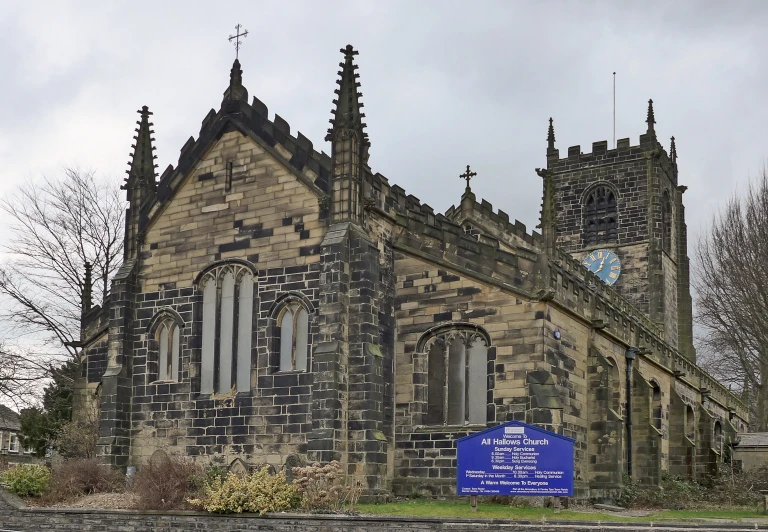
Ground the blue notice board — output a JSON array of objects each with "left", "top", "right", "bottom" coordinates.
[{"left": 456, "top": 420, "right": 575, "bottom": 496}]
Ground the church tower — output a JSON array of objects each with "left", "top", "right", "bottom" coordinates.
[{"left": 544, "top": 102, "right": 695, "bottom": 361}]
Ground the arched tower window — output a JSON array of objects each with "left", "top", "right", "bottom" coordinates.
[
  {"left": 198, "top": 261, "right": 255, "bottom": 395},
  {"left": 662, "top": 191, "right": 672, "bottom": 255},
  {"left": 421, "top": 325, "right": 489, "bottom": 426},
  {"left": 584, "top": 185, "right": 617, "bottom": 246}
]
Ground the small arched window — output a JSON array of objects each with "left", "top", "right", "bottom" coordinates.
[
  {"left": 422, "top": 326, "right": 489, "bottom": 426},
  {"left": 584, "top": 185, "right": 618, "bottom": 246},
  {"left": 278, "top": 301, "right": 310, "bottom": 372},
  {"left": 157, "top": 321, "right": 180, "bottom": 382},
  {"left": 662, "top": 191, "right": 672, "bottom": 255},
  {"left": 198, "top": 261, "right": 255, "bottom": 395}
]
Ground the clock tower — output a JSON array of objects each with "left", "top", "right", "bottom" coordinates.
[{"left": 540, "top": 102, "right": 695, "bottom": 362}]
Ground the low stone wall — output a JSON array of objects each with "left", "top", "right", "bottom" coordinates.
[{"left": 0, "top": 490, "right": 766, "bottom": 532}]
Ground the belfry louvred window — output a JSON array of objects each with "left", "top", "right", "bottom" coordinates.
[
  {"left": 584, "top": 186, "right": 618, "bottom": 246},
  {"left": 199, "top": 262, "right": 254, "bottom": 394},
  {"left": 423, "top": 327, "right": 488, "bottom": 426}
]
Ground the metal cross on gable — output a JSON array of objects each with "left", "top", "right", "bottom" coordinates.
[
  {"left": 228, "top": 24, "right": 249, "bottom": 59},
  {"left": 459, "top": 164, "right": 477, "bottom": 192}
]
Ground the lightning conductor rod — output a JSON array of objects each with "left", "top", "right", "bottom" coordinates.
[{"left": 613, "top": 72, "right": 616, "bottom": 149}]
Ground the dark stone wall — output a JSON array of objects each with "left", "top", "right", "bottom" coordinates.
[{"left": 127, "top": 263, "right": 321, "bottom": 467}]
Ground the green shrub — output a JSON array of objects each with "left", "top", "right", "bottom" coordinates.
[
  {"left": 0, "top": 464, "right": 50, "bottom": 497},
  {"left": 188, "top": 466, "right": 299, "bottom": 514}
]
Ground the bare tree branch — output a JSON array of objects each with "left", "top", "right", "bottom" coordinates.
[
  {"left": 0, "top": 168, "right": 124, "bottom": 357},
  {"left": 695, "top": 170, "right": 768, "bottom": 430}
]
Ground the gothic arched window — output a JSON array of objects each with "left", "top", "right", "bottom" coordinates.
[
  {"left": 198, "top": 261, "right": 255, "bottom": 395},
  {"left": 584, "top": 186, "right": 617, "bottom": 246},
  {"left": 148, "top": 309, "right": 184, "bottom": 383},
  {"left": 157, "top": 320, "right": 180, "bottom": 382},
  {"left": 277, "top": 301, "right": 310, "bottom": 372},
  {"left": 422, "top": 326, "right": 489, "bottom": 426},
  {"left": 662, "top": 191, "right": 672, "bottom": 255}
]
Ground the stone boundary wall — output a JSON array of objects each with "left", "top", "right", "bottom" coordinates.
[{"left": 1, "top": 491, "right": 767, "bottom": 532}]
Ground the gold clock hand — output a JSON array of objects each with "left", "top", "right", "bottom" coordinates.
[{"left": 596, "top": 256, "right": 607, "bottom": 272}]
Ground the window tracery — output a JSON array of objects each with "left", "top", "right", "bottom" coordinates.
[
  {"left": 199, "top": 262, "right": 255, "bottom": 394},
  {"left": 277, "top": 300, "right": 310, "bottom": 372},
  {"left": 422, "top": 326, "right": 489, "bottom": 425}
]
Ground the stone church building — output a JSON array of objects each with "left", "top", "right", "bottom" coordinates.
[{"left": 75, "top": 45, "right": 748, "bottom": 500}]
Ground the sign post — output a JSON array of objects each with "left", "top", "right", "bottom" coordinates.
[{"left": 456, "top": 420, "right": 575, "bottom": 500}]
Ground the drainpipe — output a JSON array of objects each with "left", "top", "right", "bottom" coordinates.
[{"left": 625, "top": 346, "right": 638, "bottom": 478}]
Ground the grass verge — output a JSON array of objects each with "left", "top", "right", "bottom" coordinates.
[{"left": 356, "top": 500, "right": 766, "bottom": 522}]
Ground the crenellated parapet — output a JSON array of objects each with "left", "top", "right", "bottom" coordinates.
[{"left": 444, "top": 194, "right": 540, "bottom": 251}]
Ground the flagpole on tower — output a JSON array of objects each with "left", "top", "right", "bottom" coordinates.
[{"left": 613, "top": 72, "right": 616, "bottom": 149}]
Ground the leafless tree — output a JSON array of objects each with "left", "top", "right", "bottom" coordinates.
[
  {"left": 695, "top": 171, "right": 768, "bottom": 431},
  {"left": 0, "top": 341, "right": 50, "bottom": 407},
  {"left": 0, "top": 167, "right": 124, "bottom": 358}
]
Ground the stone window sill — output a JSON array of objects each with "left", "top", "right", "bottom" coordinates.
[
  {"left": 149, "top": 380, "right": 179, "bottom": 385},
  {"left": 273, "top": 369, "right": 308, "bottom": 375}
]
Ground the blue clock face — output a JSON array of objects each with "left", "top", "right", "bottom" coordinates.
[{"left": 581, "top": 249, "right": 621, "bottom": 286}]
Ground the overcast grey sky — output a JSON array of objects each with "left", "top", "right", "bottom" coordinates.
[{"left": 0, "top": 0, "right": 766, "bottom": 250}]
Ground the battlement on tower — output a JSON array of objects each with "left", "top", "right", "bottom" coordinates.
[{"left": 546, "top": 135, "right": 673, "bottom": 171}]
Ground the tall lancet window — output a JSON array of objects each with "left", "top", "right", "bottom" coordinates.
[
  {"left": 149, "top": 310, "right": 184, "bottom": 383},
  {"left": 199, "top": 261, "right": 255, "bottom": 395},
  {"left": 158, "top": 321, "right": 180, "bottom": 381},
  {"left": 422, "top": 326, "right": 489, "bottom": 426},
  {"left": 584, "top": 185, "right": 618, "bottom": 246},
  {"left": 277, "top": 300, "right": 310, "bottom": 372}
]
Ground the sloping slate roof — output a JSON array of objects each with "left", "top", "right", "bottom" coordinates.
[
  {"left": 0, "top": 405, "right": 20, "bottom": 431},
  {"left": 736, "top": 432, "right": 768, "bottom": 447}
]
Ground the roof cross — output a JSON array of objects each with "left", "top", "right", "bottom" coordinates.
[
  {"left": 459, "top": 164, "right": 477, "bottom": 193},
  {"left": 228, "top": 24, "right": 248, "bottom": 59}
]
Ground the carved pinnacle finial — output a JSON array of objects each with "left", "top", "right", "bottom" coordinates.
[
  {"left": 646, "top": 99, "right": 656, "bottom": 134},
  {"left": 123, "top": 105, "right": 158, "bottom": 194},
  {"left": 459, "top": 164, "right": 477, "bottom": 194},
  {"left": 82, "top": 261, "right": 92, "bottom": 314},
  {"left": 547, "top": 117, "right": 556, "bottom": 151},
  {"left": 670, "top": 136, "right": 677, "bottom": 163},
  {"left": 325, "top": 44, "right": 368, "bottom": 147}
]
